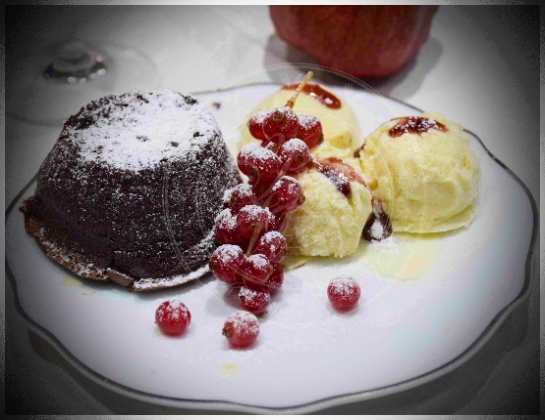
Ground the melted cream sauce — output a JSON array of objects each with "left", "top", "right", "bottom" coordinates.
[
  {"left": 218, "top": 363, "right": 239, "bottom": 378},
  {"left": 353, "top": 232, "right": 446, "bottom": 280},
  {"left": 61, "top": 276, "right": 84, "bottom": 287}
]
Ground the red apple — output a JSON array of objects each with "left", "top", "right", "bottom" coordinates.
[{"left": 269, "top": 5, "right": 438, "bottom": 78}]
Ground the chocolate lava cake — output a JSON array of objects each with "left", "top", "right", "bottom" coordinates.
[{"left": 21, "top": 90, "right": 241, "bottom": 291}]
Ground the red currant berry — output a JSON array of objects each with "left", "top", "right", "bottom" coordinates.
[
  {"left": 297, "top": 114, "right": 324, "bottom": 149},
  {"left": 155, "top": 300, "right": 191, "bottom": 336},
  {"left": 215, "top": 209, "right": 248, "bottom": 248},
  {"left": 247, "top": 111, "right": 267, "bottom": 141},
  {"left": 266, "top": 263, "right": 284, "bottom": 295},
  {"left": 327, "top": 276, "right": 361, "bottom": 311},
  {"left": 269, "top": 176, "right": 305, "bottom": 213},
  {"left": 237, "top": 143, "right": 281, "bottom": 184},
  {"left": 253, "top": 231, "right": 288, "bottom": 264},
  {"left": 241, "top": 253, "right": 272, "bottom": 286},
  {"left": 262, "top": 107, "right": 299, "bottom": 144},
  {"left": 222, "top": 311, "right": 260, "bottom": 348},
  {"left": 239, "top": 284, "right": 271, "bottom": 316},
  {"left": 236, "top": 205, "right": 270, "bottom": 239},
  {"left": 224, "top": 184, "right": 258, "bottom": 212},
  {"left": 278, "top": 138, "right": 312, "bottom": 175},
  {"left": 209, "top": 244, "right": 246, "bottom": 283}
]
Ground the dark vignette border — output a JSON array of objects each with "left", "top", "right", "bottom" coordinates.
[{"left": 5, "top": 82, "right": 538, "bottom": 414}]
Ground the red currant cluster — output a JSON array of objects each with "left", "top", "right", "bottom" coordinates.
[{"left": 209, "top": 102, "right": 327, "bottom": 316}]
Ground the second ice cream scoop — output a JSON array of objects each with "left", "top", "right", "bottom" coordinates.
[{"left": 358, "top": 112, "right": 480, "bottom": 233}]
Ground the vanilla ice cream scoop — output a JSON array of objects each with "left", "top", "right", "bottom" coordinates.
[
  {"left": 358, "top": 112, "right": 480, "bottom": 233},
  {"left": 238, "top": 83, "right": 361, "bottom": 152},
  {"left": 284, "top": 157, "right": 373, "bottom": 258}
]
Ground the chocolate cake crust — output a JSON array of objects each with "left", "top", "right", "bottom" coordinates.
[{"left": 21, "top": 90, "right": 241, "bottom": 290}]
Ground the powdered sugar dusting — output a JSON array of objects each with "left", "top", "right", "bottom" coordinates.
[
  {"left": 133, "top": 263, "right": 210, "bottom": 290},
  {"left": 222, "top": 186, "right": 235, "bottom": 203},
  {"left": 156, "top": 299, "right": 190, "bottom": 322},
  {"left": 370, "top": 219, "right": 384, "bottom": 240},
  {"left": 281, "top": 138, "right": 308, "bottom": 154},
  {"left": 239, "top": 143, "right": 278, "bottom": 164},
  {"left": 328, "top": 276, "right": 360, "bottom": 297},
  {"left": 66, "top": 89, "right": 218, "bottom": 171},
  {"left": 259, "top": 230, "right": 284, "bottom": 244},
  {"left": 247, "top": 254, "right": 270, "bottom": 271},
  {"left": 256, "top": 231, "right": 285, "bottom": 255},
  {"left": 215, "top": 244, "right": 243, "bottom": 265},
  {"left": 225, "top": 311, "right": 259, "bottom": 336},
  {"left": 216, "top": 208, "right": 237, "bottom": 230},
  {"left": 25, "top": 88, "right": 240, "bottom": 289},
  {"left": 239, "top": 285, "right": 269, "bottom": 301},
  {"left": 297, "top": 113, "right": 319, "bottom": 129},
  {"left": 223, "top": 184, "right": 254, "bottom": 203},
  {"left": 44, "top": 238, "right": 98, "bottom": 278},
  {"left": 365, "top": 235, "right": 401, "bottom": 255},
  {"left": 240, "top": 204, "right": 271, "bottom": 219},
  {"left": 249, "top": 110, "right": 267, "bottom": 124},
  {"left": 280, "top": 175, "right": 297, "bottom": 183},
  {"left": 272, "top": 176, "right": 299, "bottom": 193},
  {"left": 389, "top": 116, "right": 448, "bottom": 138}
]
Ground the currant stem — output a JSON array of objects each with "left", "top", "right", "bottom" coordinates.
[
  {"left": 246, "top": 228, "right": 260, "bottom": 257},
  {"left": 286, "top": 71, "right": 314, "bottom": 109}
]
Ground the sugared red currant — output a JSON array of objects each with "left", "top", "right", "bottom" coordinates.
[
  {"left": 241, "top": 253, "right": 272, "bottom": 286},
  {"left": 327, "top": 276, "right": 361, "bottom": 311},
  {"left": 237, "top": 143, "right": 281, "bottom": 185},
  {"left": 253, "top": 231, "right": 288, "bottom": 264},
  {"left": 215, "top": 208, "right": 248, "bottom": 248},
  {"left": 222, "top": 311, "right": 260, "bottom": 348},
  {"left": 224, "top": 184, "right": 258, "bottom": 212},
  {"left": 278, "top": 138, "right": 312, "bottom": 175},
  {"left": 269, "top": 176, "right": 305, "bottom": 213},
  {"left": 209, "top": 244, "right": 246, "bottom": 283},
  {"left": 239, "top": 284, "right": 271, "bottom": 316},
  {"left": 297, "top": 114, "right": 324, "bottom": 149},
  {"left": 236, "top": 205, "right": 270, "bottom": 240},
  {"left": 266, "top": 263, "right": 284, "bottom": 295},
  {"left": 262, "top": 107, "right": 299, "bottom": 144},
  {"left": 155, "top": 300, "right": 191, "bottom": 336},
  {"left": 247, "top": 111, "right": 267, "bottom": 141}
]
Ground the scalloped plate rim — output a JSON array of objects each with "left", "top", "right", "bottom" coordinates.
[{"left": 5, "top": 82, "right": 538, "bottom": 414}]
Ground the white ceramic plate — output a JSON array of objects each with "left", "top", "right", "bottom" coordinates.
[{"left": 6, "top": 84, "right": 537, "bottom": 414}]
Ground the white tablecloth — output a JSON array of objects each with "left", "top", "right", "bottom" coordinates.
[{"left": 5, "top": 5, "right": 539, "bottom": 414}]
